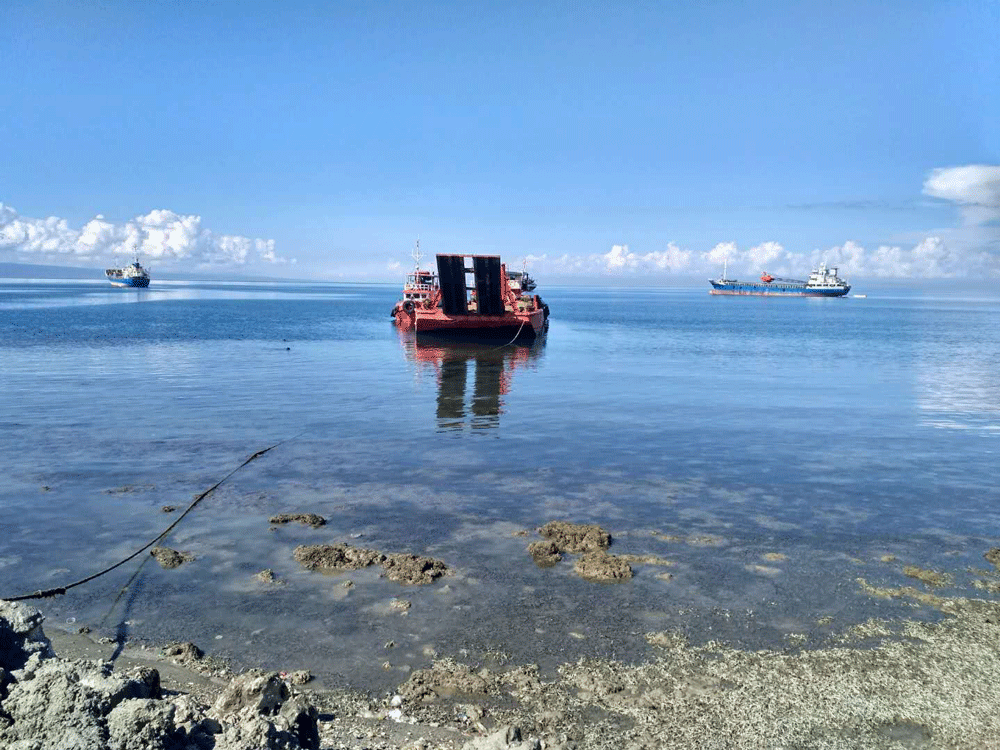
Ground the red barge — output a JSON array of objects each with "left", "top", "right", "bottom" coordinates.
[{"left": 393, "top": 252, "right": 548, "bottom": 342}]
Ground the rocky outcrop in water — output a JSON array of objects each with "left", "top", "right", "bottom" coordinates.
[
  {"left": 151, "top": 547, "right": 194, "bottom": 570},
  {"left": 294, "top": 544, "right": 449, "bottom": 584},
  {"left": 526, "top": 521, "right": 633, "bottom": 581},
  {"left": 269, "top": 513, "right": 327, "bottom": 528},
  {"left": 537, "top": 521, "right": 610, "bottom": 553},
  {"left": 0, "top": 600, "right": 319, "bottom": 750}
]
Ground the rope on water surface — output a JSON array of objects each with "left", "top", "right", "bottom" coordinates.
[
  {"left": 1, "top": 433, "right": 303, "bottom": 603},
  {"left": 484, "top": 318, "right": 530, "bottom": 352}
]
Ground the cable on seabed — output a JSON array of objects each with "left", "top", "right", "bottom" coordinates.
[{"left": 1, "top": 433, "right": 302, "bottom": 603}]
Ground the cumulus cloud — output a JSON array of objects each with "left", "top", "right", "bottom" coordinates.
[
  {"left": 821, "top": 236, "right": 996, "bottom": 278},
  {"left": 0, "top": 203, "right": 289, "bottom": 267},
  {"left": 923, "top": 165, "right": 1000, "bottom": 225},
  {"left": 522, "top": 243, "right": 692, "bottom": 276},
  {"left": 700, "top": 241, "right": 807, "bottom": 277}
]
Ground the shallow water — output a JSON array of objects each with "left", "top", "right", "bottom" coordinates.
[{"left": 1, "top": 279, "right": 998, "bottom": 690}]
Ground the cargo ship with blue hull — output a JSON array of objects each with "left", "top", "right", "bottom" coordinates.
[
  {"left": 105, "top": 257, "right": 150, "bottom": 288},
  {"left": 709, "top": 261, "right": 850, "bottom": 297}
]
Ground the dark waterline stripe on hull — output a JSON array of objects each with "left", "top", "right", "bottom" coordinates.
[{"left": 709, "top": 290, "right": 849, "bottom": 297}]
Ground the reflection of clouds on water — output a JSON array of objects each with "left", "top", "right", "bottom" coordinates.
[
  {"left": 398, "top": 331, "right": 546, "bottom": 432},
  {"left": 917, "top": 344, "right": 1000, "bottom": 432}
]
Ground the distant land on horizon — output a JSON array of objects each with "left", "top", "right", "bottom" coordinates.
[{"left": 0, "top": 261, "right": 317, "bottom": 284}]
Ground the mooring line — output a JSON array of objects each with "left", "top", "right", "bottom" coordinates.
[{"left": 2, "top": 432, "right": 304, "bottom": 603}]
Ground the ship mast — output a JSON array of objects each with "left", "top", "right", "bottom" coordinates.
[{"left": 412, "top": 239, "right": 422, "bottom": 271}]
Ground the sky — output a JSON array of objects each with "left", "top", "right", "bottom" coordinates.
[{"left": 1, "top": 1, "right": 998, "bottom": 282}]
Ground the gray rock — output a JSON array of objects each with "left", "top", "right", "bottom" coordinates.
[
  {"left": 106, "top": 698, "right": 180, "bottom": 750},
  {"left": 215, "top": 709, "right": 317, "bottom": 750},
  {"left": 0, "top": 602, "right": 319, "bottom": 750},
  {"left": 279, "top": 694, "right": 319, "bottom": 750},
  {"left": 0, "top": 656, "right": 163, "bottom": 749},
  {"left": 210, "top": 672, "right": 319, "bottom": 749},
  {"left": 0, "top": 659, "right": 111, "bottom": 749},
  {"left": 0, "top": 601, "right": 54, "bottom": 672},
  {"left": 462, "top": 725, "right": 542, "bottom": 750},
  {"left": 212, "top": 671, "right": 289, "bottom": 717},
  {"left": 120, "top": 665, "right": 162, "bottom": 700}
]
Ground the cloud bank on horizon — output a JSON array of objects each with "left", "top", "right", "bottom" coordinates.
[
  {"left": 518, "top": 165, "right": 1000, "bottom": 279},
  {"left": 0, "top": 204, "right": 291, "bottom": 268},
  {"left": 523, "top": 235, "right": 987, "bottom": 280},
  {"left": 3, "top": 165, "right": 997, "bottom": 278}
]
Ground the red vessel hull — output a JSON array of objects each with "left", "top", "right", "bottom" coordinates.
[{"left": 415, "top": 308, "right": 545, "bottom": 341}]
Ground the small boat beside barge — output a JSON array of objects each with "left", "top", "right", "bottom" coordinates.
[
  {"left": 710, "top": 261, "right": 850, "bottom": 297},
  {"left": 395, "top": 253, "right": 548, "bottom": 342},
  {"left": 391, "top": 241, "right": 439, "bottom": 330}
]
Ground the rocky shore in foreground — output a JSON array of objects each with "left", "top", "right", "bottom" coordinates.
[
  {"left": 7, "top": 569, "right": 1000, "bottom": 750},
  {"left": 4, "top": 532, "right": 1000, "bottom": 749},
  {"left": 0, "top": 599, "right": 320, "bottom": 750}
]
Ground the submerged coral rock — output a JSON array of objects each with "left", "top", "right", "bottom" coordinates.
[
  {"left": 574, "top": 551, "right": 633, "bottom": 582},
  {"left": 150, "top": 547, "right": 193, "bottom": 570},
  {"left": 381, "top": 553, "right": 449, "bottom": 585},
  {"left": 538, "top": 521, "right": 611, "bottom": 553},
  {"left": 527, "top": 540, "right": 563, "bottom": 568},
  {"left": 985, "top": 548, "right": 1000, "bottom": 571},
  {"left": 294, "top": 544, "right": 448, "bottom": 584},
  {"left": 293, "top": 544, "right": 385, "bottom": 572},
  {"left": 269, "top": 513, "right": 327, "bottom": 528},
  {"left": 903, "top": 566, "right": 952, "bottom": 588},
  {"left": 256, "top": 568, "right": 282, "bottom": 585}
]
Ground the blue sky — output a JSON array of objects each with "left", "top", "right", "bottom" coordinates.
[{"left": 1, "top": 1, "right": 997, "bottom": 280}]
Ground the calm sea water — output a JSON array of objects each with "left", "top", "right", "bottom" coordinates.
[{"left": 1, "top": 278, "right": 998, "bottom": 688}]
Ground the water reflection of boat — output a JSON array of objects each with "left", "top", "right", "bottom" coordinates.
[{"left": 400, "top": 332, "right": 545, "bottom": 430}]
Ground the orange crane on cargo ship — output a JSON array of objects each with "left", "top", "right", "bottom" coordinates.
[{"left": 759, "top": 272, "right": 807, "bottom": 284}]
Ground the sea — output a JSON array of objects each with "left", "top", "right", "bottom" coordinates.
[{"left": 1, "top": 277, "right": 998, "bottom": 690}]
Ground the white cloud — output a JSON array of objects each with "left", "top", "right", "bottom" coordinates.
[
  {"left": 520, "top": 236, "right": 997, "bottom": 280},
  {"left": 701, "top": 241, "right": 804, "bottom": 277},
  {"left": 520, "top": 242, "right": 692, "bottom": 275},
  {"left": 0, "top": 203, "right": 288, "bottom": 267},
  {"left": 923, "top": 165, "right": 1000, "bottom": 225}
]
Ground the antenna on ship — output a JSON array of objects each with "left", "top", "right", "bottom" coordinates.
[
  {"left": 723, "top": 256, "right": 728, "bottom": 281},
  {"left": 412, "top": 239, "right": 422, "bottom": 271}
]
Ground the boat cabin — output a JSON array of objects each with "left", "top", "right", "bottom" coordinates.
[{"left": 402, "top": 269, "right": 438, "bottom": 301}]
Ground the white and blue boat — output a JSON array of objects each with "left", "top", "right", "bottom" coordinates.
[
  {"left": 710, "top": 261, "right": 849, "bottom": 297},
  {"left": 105, "top": 257, "right": 150, "bottom": 288}
]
